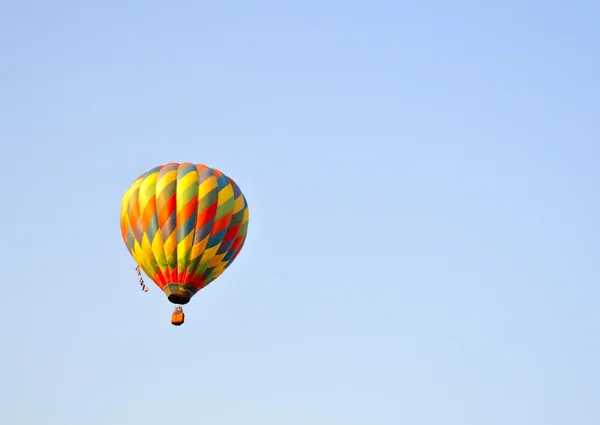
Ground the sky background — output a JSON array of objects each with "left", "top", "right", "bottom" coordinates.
[{"left": 1, "top": 1, "right": 599, "bottom": 424}]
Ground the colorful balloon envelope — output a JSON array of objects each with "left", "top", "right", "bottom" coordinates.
[{"left": 120, "top": 163, "right": 249, "bottom": 307}]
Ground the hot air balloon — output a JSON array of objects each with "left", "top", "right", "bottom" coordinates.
[{"left": 120, "top": 162, "right": 249, "bottom": 325}]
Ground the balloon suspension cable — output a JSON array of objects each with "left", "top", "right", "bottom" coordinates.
[{"left": 136, "top": 265, "right": 149, "bottom": 292}]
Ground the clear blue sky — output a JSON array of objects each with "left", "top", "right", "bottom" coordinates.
[{"left": 2, "top": 1, "right": 599, "bottom": 424}]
